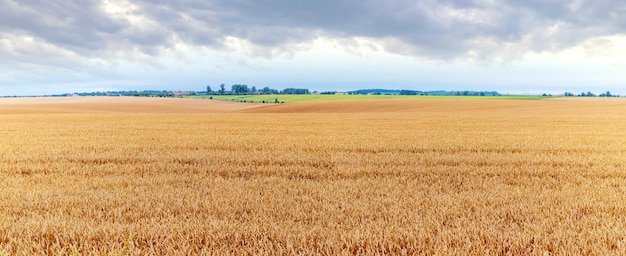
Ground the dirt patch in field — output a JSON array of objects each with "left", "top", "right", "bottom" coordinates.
[{"left": 0, "top": 97, "right": 263, "bottom": 114}]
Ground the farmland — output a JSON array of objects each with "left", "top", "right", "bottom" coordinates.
[
  {"left": 1, "top": 96, "right": 626, "bottom": 255},
  {"left": 189, "top": 94, "right": 547, "bottom": 103},
  {"left": 189, "top": 93, "right": 411, "bottom": 103}
]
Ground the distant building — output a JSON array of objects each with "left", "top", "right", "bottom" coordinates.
[{"left": 170, "top": 91, "right": 189, "bottom": 97}]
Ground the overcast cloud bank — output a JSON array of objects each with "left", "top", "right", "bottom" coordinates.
[{"left": 1, "top": 0, "right": 625, "bottom": 95}]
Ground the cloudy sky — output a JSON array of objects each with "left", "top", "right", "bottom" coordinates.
[{"left": 1, "top": 0, "right": 625, "bottom": 96}]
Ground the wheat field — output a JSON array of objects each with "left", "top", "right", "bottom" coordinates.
[{"left": 1, "top": 96, "right": 625, "bottom": 255}]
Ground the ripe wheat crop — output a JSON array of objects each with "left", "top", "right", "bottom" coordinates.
[{"left": 1, "top": 97, "right": 625, "bottom": 255}]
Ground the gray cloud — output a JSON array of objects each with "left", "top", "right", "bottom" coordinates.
[
  {"left": 1, "top": 0, "right": 129, "bottom": 54},
  {"left": 1, "top": 0, "right": 624, "bottom": 63}
]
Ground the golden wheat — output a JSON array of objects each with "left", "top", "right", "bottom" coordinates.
[{"left": 0, "top": 97, "right": 625, "bottom": 255}]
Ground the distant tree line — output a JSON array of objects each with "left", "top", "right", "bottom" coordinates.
[
  {"left": 563, "top": 91, "right": 617, "bottom": 97},
  {"left": 49, "top": 88, "right": 618, "bottom": 99},
  {"left": 54, "top": 84, "right": 310, "bottom": 99},
  {"left": 205, "top": 84, "right": 309, "bottom": 95},
  {"left": 66, "top": 90, "right": 198, "bottom": 97},
  {"left": 347, "top": 89, "right": 500, "bottom": 96}
]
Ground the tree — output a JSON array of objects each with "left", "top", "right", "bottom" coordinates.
[
  {"left": 251, "top": 86, "right": 257, "bottom": 93},
  {"left": 231, "top": 84, "right": 249, "bottom": 94},
  {"left": 283, "top": 88, "right": 310, "bottom": 94},
  {"left": 206, "top": 85, "right": 212, "bottom": 94},
  {"left": 600, "top": 91, "right": 612, "bottom": 97},
  {"left": 219, "top": 84, "right": 225, "bottom": 94}
]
